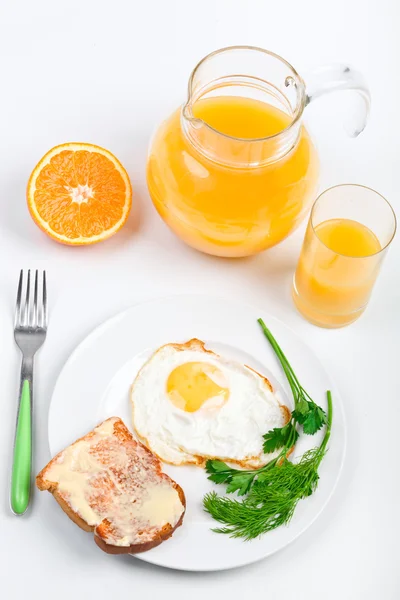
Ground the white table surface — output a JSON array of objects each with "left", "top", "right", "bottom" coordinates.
[{"left": 0, "top": 0, "right": 398, "bottom": 597}]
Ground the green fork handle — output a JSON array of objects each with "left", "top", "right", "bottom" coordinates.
[{"left": 11, "top": 359, "right": 33, "bottom": 515}]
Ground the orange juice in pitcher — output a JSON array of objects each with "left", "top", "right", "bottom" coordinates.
[{"left": 147, "top": 47, "right": 370, "bottom": 257}]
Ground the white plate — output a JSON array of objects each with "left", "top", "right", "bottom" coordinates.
[{"left": 48, "top": 295, "right": 346, "bottom": 571}]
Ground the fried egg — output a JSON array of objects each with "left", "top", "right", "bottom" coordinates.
[{"left": 131, "top": 339, "right": 290, "bottom": 467}]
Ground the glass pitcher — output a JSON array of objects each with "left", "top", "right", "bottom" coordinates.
[{"left": 147, "top": 46, "right": 370, "bottom": 258}]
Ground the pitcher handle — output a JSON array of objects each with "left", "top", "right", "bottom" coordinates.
[{"left": 304, "top": 64, "right": 370, "bottom": 137}]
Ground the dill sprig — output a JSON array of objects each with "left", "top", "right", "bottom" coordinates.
[{"left": 204, "top": 392, "right": 332, "bottom": 540}]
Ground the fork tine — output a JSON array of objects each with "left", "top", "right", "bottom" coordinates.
[
  {"left": 33, "top": 270, "right": 38, "bottom": 327},
  {"left": 15, "top": 270, "right": 23, "bottom": 327},
  {"left": 24, "top": 270, "right": 31, "bottom": 326},
  {"left": 42, "top": 271, "right": 48, "bottom": 328}
]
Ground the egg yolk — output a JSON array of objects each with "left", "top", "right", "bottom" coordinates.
[{"left": 167, "top": 362, "right": 230, "bottom": 412}]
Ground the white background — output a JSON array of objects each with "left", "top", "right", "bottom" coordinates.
[{"left": 0, "top": 0, "right": 398, "bottom": 598}]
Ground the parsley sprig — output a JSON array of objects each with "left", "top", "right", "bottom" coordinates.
[
  {"left": 203, "top": 319, "right": 332, "bottom": 539},
  {"left": 258, "top": 318, "right": 327, "bottom": 438}
]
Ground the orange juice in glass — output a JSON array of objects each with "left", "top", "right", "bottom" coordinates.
[{"left": 293, "top": 185, "right": 396, "bottom": 327}]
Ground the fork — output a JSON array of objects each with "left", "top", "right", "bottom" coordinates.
[{"left": 11, "top": 270, "right": 47, "bottom": 515}]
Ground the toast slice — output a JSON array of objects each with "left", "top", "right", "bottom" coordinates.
[{"left": 36, "top": 417, "right": 186, "bottom": 554}]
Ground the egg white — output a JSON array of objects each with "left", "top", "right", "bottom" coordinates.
[{"left": 131, "top": 339, "right": 290, "bottom": 467}]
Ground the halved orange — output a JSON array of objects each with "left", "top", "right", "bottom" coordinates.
[{"left": 27, "top": 143, "right": 132, "bottom": 245}]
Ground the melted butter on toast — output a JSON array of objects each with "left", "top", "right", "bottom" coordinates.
[{"left": 44, "top": 418, "right": 184, "bottom": 547}]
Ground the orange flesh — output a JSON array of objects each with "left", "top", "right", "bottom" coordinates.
[{"left": 28, "top": 144, "right": 131, "bottom": 244}]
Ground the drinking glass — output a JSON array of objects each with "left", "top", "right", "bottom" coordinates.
[{"left": 292, "top": 184, "right": 396, "bottom": 328}]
